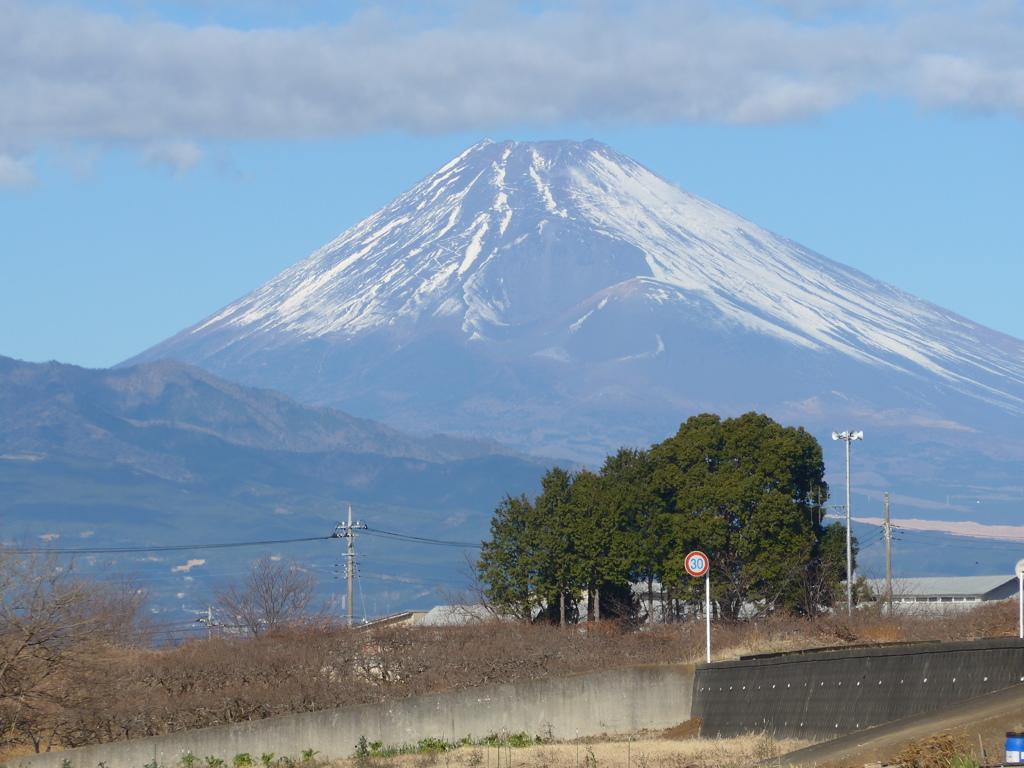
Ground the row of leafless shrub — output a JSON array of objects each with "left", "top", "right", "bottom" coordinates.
[{"left": 0, "top": 554, "right": 1017, "bottom": 758}]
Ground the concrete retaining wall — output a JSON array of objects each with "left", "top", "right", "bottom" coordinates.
[
  {"left": 10, "top": 664, "right": 694, "bottom": 768},
  {"left": 693, "top": 638, "right": 1024, "bottom": 741},
  {"left": 13, "top": 637, "right": 1024, "bottom": 768}
]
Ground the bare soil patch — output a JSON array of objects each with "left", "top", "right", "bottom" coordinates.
[
  {"left": 332, "top": 730, "right": 814, "bottom": 768},
  {"left": 660, "top": 719, "right": 702, "bottom": 741}
]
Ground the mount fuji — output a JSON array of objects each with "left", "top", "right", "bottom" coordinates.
[{"left": 126, "top": 139, "right": 1024, "bottom": 525}]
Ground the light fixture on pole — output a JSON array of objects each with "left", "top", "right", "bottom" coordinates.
[
  {"left": 1015, "top": 559, "right": 1024, "bottom": 639},
  {"left": 832, "top": 429, "right": 863, "bottom": 615}
]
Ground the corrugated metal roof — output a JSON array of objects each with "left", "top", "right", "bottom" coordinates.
[
  {"left": 865, "top": 575, "right": 1016, "bottom": 598},
  {"left": 418, "top": 604, "right": 495, "bottom": 626}
]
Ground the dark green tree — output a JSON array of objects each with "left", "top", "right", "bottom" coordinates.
[
  {"left": 476, "top": 493, "right": 539, "bottom": 620},
  {"left": 531, "top": 466, "right": 580, "bottom": 626},
  {"left": 569, "top": 467, "right": 635, "bottom": 622},
  {"left": 478, "top": 413, "right": 847, "bottom": 625},
  {"left": 479, "top": 465, "right": 634, "bottom": 625},
  {"left": 599, "top": 447, "right": 668, "bottom": 623},
  {"left": 651, "top": 412, "right": 838, "bottom": 619},
  {"left": 477, "top": 467, "right": 583, "bottom": 625}
]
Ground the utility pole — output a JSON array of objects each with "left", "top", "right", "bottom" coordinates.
[
  {"left": 332, "top": 504, "right": 367, "bottom": 627},
  {"left": 194, "top": 605, "right": 215, "bottom": 638},
  {"left": 884, "top": 492, "right": 892, "bottom": 618}
]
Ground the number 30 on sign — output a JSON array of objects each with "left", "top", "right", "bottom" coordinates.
[{"left": 685, "top": 551, "right": 709, "bottom": 578}]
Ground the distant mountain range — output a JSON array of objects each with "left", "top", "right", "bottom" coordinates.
[
  {"left": 125, "top": 139, "right": 1024, "bottom": 527},
  {"left": 1, "top": 355, "right": 520, "bottom": 470},
  {"left": 0, "top": 355, "right": 545, "bottom": 619}
]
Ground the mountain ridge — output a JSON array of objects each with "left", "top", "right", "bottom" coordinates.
[
  {"left": 122, "top": 139, "right": 1024, "bottom": 522},
  {"left": 0, "top": 353, "right": 547, "bottom": 613},
  {"left": 1, "top": 354, "right": 520, "bottom": 469}
]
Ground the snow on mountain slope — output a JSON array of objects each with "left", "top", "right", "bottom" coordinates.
[
  {"left": 142, "top": 140, "right": 1024, "bottom": 417},
  {"left": 126, "top": 139, "right": 1024, "bottom": 508}
]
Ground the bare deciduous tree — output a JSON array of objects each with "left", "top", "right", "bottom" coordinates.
[
  {"left": 0, "top": 544, "right": 151, "bottom": 753},
  {"left": 213, "top": 557, "right": 332, "bottom": 637}
]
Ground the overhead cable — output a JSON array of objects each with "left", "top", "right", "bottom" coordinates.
[
  {"left": 363, "top": 527, "right": 479, "bottom": 548},
  {"left": 2, "top": 535, "right": 331, "bottom": 555}
]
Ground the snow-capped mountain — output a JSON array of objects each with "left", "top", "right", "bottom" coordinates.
[{"left": 126, "top": 139, "right": 1024, "bottom": 522}]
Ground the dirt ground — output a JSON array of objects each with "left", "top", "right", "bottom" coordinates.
[{"left": 330, "top": 728, "right": 816, "bottom": 768}]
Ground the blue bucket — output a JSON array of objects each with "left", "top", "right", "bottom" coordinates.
[{"left": 1006, "top": 733, "right": 1024, "bottom": 765}]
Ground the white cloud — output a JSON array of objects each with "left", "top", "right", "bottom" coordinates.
[
  {"left": 172, "top": 558, "right": 207, "bottom": 572},
  {"left": 0, "top": 0, "right": 1020, "bottom": 157},
  {"left": 0, "top": 155, "right": 36, "bottom": 187},
  {"left": 143, "top": 140, "right": 205, "bottom": 176}
]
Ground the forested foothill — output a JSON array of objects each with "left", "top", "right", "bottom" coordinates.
[{"left": 478, "top": 412, "right": 849, "bottom": 624}]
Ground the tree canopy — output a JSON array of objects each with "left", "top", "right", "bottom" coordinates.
[{"left": 477, "top": 413, "right": 854, "bottom": 624}]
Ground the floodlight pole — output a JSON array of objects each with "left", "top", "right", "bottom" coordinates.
[
  {"left": 832, "top": 430, "right": 863, "bottom": 615},
  {"left": 844, "top": 436, "right": 853, "bottom": 614},
  {"left": 1016, "top": 559, "right": 1024, "bottom": 639}
]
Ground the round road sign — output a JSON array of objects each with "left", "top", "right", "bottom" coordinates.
[
  {"left": 685, "top": 551, "right": 710, "bottom": 578},
  {"left": 1015, "top": 559, "right": 1024, "bottom": 579}
]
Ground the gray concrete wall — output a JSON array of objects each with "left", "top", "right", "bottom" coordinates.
[
  {"left": 693, "top": 638, "right": 1024, "bottom": 741},
  {"left": 15, "top": 636, "right": 1023, "bottom": 768},
  {"left": 10, "top": 664, "right": 694, "bottom": 768}
]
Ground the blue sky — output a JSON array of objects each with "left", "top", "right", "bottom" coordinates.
[{"left": 1, "top": 0, "right": 1022, "bottom": 369}]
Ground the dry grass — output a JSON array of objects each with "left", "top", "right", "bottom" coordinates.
[
  {"left": 332, "top": 731, "right": 815, "bottom": 768},
  {"left": 704, "top": 599, "right": 1017, "bottom": 660},
  {"left": 1, "top": 599, "right": 1016, "bottom": 756},
  {"left": 892, "top": 731, "right": 978, "bottom": 768}
]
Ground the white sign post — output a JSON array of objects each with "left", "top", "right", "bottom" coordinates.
[
  {"left": 685, "top": 550, "right": 711, "bottom": 663},
  {"left": 1015, "top": 559, "right": 1024, "bottom": 639}
]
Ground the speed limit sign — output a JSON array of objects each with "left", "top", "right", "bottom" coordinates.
[
  {"left": 685, "top": 550, "right": 713, "bottom": 662},
  {"left": 685, "top": 550, "right": 709, "bottom": 578}
]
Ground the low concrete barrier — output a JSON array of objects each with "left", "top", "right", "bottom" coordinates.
[
  {"left": 9, "top": 664, "right": 694, "bottom": 768},
  {"left": 693, "top": 638, "right": 1024, "bottom": 741}
]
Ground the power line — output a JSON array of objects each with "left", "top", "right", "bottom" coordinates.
[
  {"left": 858, "top": 530, "right": 886, "bottom": 550},
  {"left": 891, "top": 529, "right": 1024, "bottom": 551},
  {"left": 357, "top": 570, "right": 467, "bottom": 588},
  {"left": 2, "top": 535, "right": 331, "bottom": 555},
  {"left": 2, "top": 513, "right": 481, "bottom": 608},
  {"left": 363, "top": 527, "right": 480, "bottom": 548}
]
